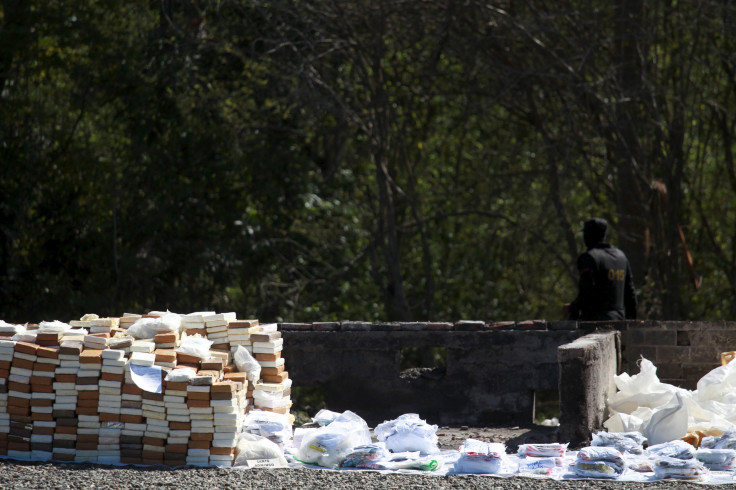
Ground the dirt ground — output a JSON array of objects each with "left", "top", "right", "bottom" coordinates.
[{"left": 435, "top": 424, "right": 561, "bottom": 452}]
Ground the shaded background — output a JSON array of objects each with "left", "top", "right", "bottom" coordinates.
[{"left": 1, "top": 0, "right": 734, "bottom": 324}]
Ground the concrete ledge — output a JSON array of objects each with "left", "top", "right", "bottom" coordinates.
[{"left": 558, "top": 331, "right": 619, "bottom": 447}]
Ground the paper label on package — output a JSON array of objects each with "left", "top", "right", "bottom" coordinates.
[
  {"left": 129, "top": 363, "right": 163, "bottom": 393},
  {"left": 244, "top": 458, "right": 283, "bottom": 468}
]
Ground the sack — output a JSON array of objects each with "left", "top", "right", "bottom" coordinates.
[
  {"left": 233, "top": 432, "right": 288, "bottom": 468},
  {"left": 373, "top": 413, "right": 439, "bottom": 455},
  {"left": 295, "top": 410, "right": 372, "bottom": 468},
  {"left": 234, "top": 344, "right": 261, "bottom": 382},
  {"left": 641, "top": 392, "right": 689, "bottom": 446}
]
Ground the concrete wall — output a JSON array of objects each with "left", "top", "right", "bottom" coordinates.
[
  {"left": 613, "top": 320, "right": 730, "bottom": 389},
  {"left": 280, "top": 321, "right": 582, "bottom": 426},
  {"left": 558, "top": 331, "right": 620, "bottom": 446}
]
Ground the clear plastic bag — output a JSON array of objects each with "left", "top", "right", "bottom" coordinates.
[
  {"left": 175, "top": 333, "right": 213, "bottom": 358},
  {"left": 243, "top": 409, "right": 293, "bottom": 449},
  {"left": 696, "top": 448, "right": 736, "bottom": 471},
  {"left": 653, "top": 456, "right": 709, "bottom": 481},
  {"left": 295, "top": 410, "right": 372, "bottom": 468},
  {"left": 373, "top": 413, "right": 439, "bottom": 455},
  {"left": 234, "top": 344, "right": 261, "bottom": 382},
  {"left": 591, "top": 431, "right": 646, "bottom": 454},
  {"left": 517, "top": 443, "right": 568, "bottom": 458}
]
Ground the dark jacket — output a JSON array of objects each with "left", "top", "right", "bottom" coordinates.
[{"left": 569, "top": 243, "right": 637, "bottom": 321}]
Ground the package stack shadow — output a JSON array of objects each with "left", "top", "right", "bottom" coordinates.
[{"left": 0, "top": 311, "right": 293, "bottom": 467}]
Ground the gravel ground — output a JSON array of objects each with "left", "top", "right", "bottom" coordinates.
[
  {"left": 1, "top": 425, "right": 734, "bottom": 489},
  {"left": 0, "top": 460, "right": 734, "bottom": 490}
]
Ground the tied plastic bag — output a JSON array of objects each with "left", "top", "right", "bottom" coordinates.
[
  {"left": 175, "top": 333, "right": 213, "bottom": 359},
  {"left": 243, "top": 409, "right": 293, "bottom": 449},
  {"left": 127, "top": 312, "right": 181, "bottom": 339},
  {"left": 696, "top": 448, "right": 736, "bottom": 471},
  {"left": 373, "top": 413, "right": 439, "bottom": 455},
  {"left": 295, "top": 410, "right": 372, "bottom": 468},
  {"left": 653, "top": 456, "right": 709, "bottom": 481},
  {"left": 517, "top": 443, "right": 568, "bottom": 458},
  {"left": 233, "top": 432, "right": 288, "bottom": 468},
  {"left": 453, "top": 439, "right": 506, "bottom": 474},
  {"left": 234, "top": 344, "right": 261, "bottom": 383}
]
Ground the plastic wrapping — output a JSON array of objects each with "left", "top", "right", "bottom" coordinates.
[
  {"left": 517, "top": 443, "right": 568, "bottom": 458},
  {"left": 175, "top": 333, "right": 213, "bottom": 358},
  {"left": 313, "top": 409, "right": 341, "bottom": 426},
  {"left": 591, "top": 431, "right": 646, "bottom": 454},
  {"left": 373, "top": 413, "right": 439, "bottom": 455},
  {"left": 341, "top": 444, "right": 391, "bottom": 469},
  {"left": 243, "top": 409, "right": 293, "bottom": 449},
  {"left": 574, "top": 460, "right": 625, "bottom": 479},
  {"left": 695, "top": 448, "right": 736, "bottom": 471},
  {"left": 234, "top": 344, "right": 261, "bottom": 383},
  {"left": 453, "top": 439, "right": 506, "bottom": 474},
  {"left": 646, "top": 439, "right": 696, "bottom": 460},
  {"left": 127, "top": 312, "right": 181, "bottom": 339},
  {"left": 517, "top": 457, "right": 563, "bottom": 476},
  {"left": 295, "top": 410, "right": 372, "bottom": 468},
  {"left": 701, "top": 427, "right": 736, "bottom": 450},
  {"left": 164, "top": 367, "right": 197, "bottom": 382},
  {"left": 653, "top": 456, "right": 709, "bottom": 481}
]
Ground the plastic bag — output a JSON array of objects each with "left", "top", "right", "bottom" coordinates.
[
  {"left": 243, "top": 409, "right": 293, "bottom": 449},
  {"left": 234, "top": 344, "right": 261, "bottom": 382},
  {"left": 295, "top": 410, "right": 371, "bottom": 468},
  {"left": 127, "top": 312, "right": 180, "bottom": 339},
  {"left": 653, "top": 456, "right": 709, "bottom": 481},
  {"left": 574, "top": 460, "right": 625, "bottom": 479},
  {"left": 175, "top": 333, "right": 213, "bottom": 358},
  {"left": 578, "top": 446, "right": 625, "bottom": 466},
  {"left": 695, "top": 448, "right": 736, "bottom": 471},
  {"left": 517, "top": 443, "right": 568, "bottom": 458},
  {"left": 38, "top": 320, "right": 71, "bottom": 334},
  {"left": 591, "top": 431, "right": 646, "bottom": 454},
  {"left": 517, "top": 457, "right": 564, "bottom": 476},
  {"left": 453, "top": 439, "right": 506, "bottom": 474},
  {"left": 341, "top": 444, "right": 391, "bottom": 469},
  {"left": 233, "top": 432, "right": 288, "bottom": 468},
  {"left": 164, "top": 367, "right": 197, "bottom": 382},
  {"left": 641, "top": 392, "right": 689, "bottom": 446},
  {"left": 701, "top": 427, "right": 736, "bottom": 450},
  {"left": 373, "top": 413, "right": 439, "bottom": 455},
  {"left": 646, "top": 439, "right": 696, "bottom": 460},
  {"left": 313, "top": 409, "right": 341, "bottom": 426}
]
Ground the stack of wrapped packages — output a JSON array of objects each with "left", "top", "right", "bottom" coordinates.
[{"left": 0, "top": 311, "right": 292, "bottom": 467}]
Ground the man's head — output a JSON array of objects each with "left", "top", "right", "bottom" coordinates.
[{"left": 583, "top": 217, "right": 607, "bottom": 248}]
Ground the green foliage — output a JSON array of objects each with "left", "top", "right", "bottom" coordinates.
[{"left": 2, "top": 1, "right": 736, "bottom": 323}]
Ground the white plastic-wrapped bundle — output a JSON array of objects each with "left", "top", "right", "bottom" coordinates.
[
  {"left": 453, "top": 439, "right": 506, "bottom": 474},
  {"left": 591, "top": 431, "right": 646, "bottom": 454},
  {"left": 295, "top": 410, "right": 372, "bottom": 468},
  {"left": 646, "top": 439, "right": 695, "bottom": 460},
  {"left": 517, "top": 443, "right": 568, "bottom": 458},
  {"left": 373, "top": 413, "right": 439, "bottom": 455},
  {"left": 574, "top": 446, "right": 626, "bottom": 479},
  {"left": 653, "top": 456, "right": 709, "bottom": 481},
  {"left": 696, "top": 448, "right": 736, "bottom": 471}
]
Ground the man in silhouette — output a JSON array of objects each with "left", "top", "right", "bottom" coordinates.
[{"left": 565, "top": 218, "right": 637, "bottom": 321}]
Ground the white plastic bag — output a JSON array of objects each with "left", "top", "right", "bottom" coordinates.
[
  {"left": 453, "top": 439, "right": 506, "bottom": 474},
  {"left": 175, "top": 333, "right": 213, "bottom": 358},
  {"left": 243, "top": 409, "right": 293, "bottom": 449},
  {"left": 127, "top": 312, "right": 181, "bottom": 339},
  {"left": 164, "top": 367, "right": 197, "bottom": 383},
  {"left": 373, "top": 413, "right": 439, "bottom": 455},
  {"left": 312, "top": 409, "right": 341, "bottom": 426},
  {"left": 641, "top": 392, "right": 689, "bottom": 446},
  {"left": 295, "top": 410, "right": 371, "bottom": 468},
  {"left": 233, "top": 432, "right": 288, "bottom": 468},
  {"left": 234, "top": 344, "right": 261, "bottom": 382}
]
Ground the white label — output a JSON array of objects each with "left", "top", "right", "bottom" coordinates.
[{"left": 245, "top": 458, "right": 283, "bottom": 468}]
